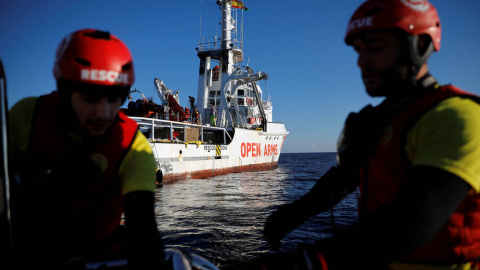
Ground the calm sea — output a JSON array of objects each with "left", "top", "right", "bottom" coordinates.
[{"left": 154, "top": 152, "right": 359, "bottom": 265}]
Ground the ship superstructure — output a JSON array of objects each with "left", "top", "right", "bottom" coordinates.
[{"left": 196, "top": 0, "right": 271, "bottom": 130}]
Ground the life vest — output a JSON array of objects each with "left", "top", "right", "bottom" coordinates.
[
  {"left": 360, "top": 85, "right": 480, "bottom": 263},
  {"left": 29, "top": 92, "right": 138, "bottom": 244}
]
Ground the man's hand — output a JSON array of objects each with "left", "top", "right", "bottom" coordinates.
[{"left": 263, "top": 202, "right": 307, "bottom": 250}]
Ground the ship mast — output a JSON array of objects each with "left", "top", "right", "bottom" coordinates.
[{"left": 196, "top": 0, "right": 243, "bottom": 128}]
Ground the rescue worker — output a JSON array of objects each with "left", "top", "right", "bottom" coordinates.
[
  {"left": 263, "top": 0, "right": 480, "bottom": 269},
  {"left": 8, "top": 29, "right": 165, "bottom": 269},
  {"left": 185, "top": 107, "right": 190, "bottom": 122},
  {"left": 193, "top": 108, "right": 200, "bottom": 124},
  {"left": 211, "top": 105, "right": 217, "bottom": 117},
  {"left": 210, "top": 105, "right": 217, "bottom": 127},
  {"left": 211, "top": 115, "right": 217, "bottom": 127}
]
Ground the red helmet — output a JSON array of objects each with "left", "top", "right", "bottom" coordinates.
[
  {"left": 53, "top": 29, "right": 134, "bottom": 86},
  {"left": 345, "top": 0, "right": 441, "bottom": 51}
]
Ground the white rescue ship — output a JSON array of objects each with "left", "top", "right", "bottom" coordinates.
[{"left": 123, "top": 0, "right": 288, "bottom": 183}]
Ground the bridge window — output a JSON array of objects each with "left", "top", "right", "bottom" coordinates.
[{"left": 212, "top": 66, "right": 219, "bottom": 81}]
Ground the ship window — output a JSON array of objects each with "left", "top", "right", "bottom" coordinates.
[
  {"left": 212, "top": 66, "right": 219, "bottom": 81},
  {"left": 238, "top": 98, "right": 245, "bottom": 105},
  {"left": 209, "top": 91, "right": 216, "bottom": 97},
  {"left": 238, "top": 89, "right": 245, "bottom": 96}
]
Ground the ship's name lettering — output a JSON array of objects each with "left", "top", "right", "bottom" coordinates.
[
  {"left": 81, "top": 69, "right": 129, "bottom": 84},
  {"left": 240, "top": 142, "right": 278, "bottom": 158},
  {"left": 204, "top": 145, "right": 227, "bottom": 151}
]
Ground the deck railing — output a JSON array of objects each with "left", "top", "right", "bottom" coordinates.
[
  {"left": 196, "top": 39, "right": 242, "bottom": 53},
  {"left": 129, "top": 116, "right": 232, "bottom": 145}
]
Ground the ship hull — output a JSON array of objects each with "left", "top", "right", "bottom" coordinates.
[
  {"left": 161, "top": 162, "right": 278, "bottom": 183},
  {"left": 148, "top": 124, "right": 288, "bottom": 183}
]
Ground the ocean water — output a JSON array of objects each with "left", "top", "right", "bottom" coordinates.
[{"left": 155, "top": 152, "right": 359, "bottom": 265}]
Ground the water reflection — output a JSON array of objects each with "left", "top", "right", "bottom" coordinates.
[
  {"left": 154, "top": 153, "right": 357, "bottom": 265},
  {"left": 155, "top": 166, "right": 293, "bottom": 263}
]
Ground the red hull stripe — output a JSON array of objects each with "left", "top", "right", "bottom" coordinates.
[{"left": 161, "top": 161, "right": 279, "bottom": 183}]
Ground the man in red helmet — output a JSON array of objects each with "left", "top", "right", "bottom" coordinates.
[
  {"left": 262, "top": 0, "right": 480, "bottom": 269},
  {"left": 8, "top": 29, "right": 165, "bottom": 269}
]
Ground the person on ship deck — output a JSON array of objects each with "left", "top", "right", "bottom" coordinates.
[
  {"left": 260, "top": 0, "right": 480, "bottom": 269},
  {"left": 8, "top": 29, "right": 166, "bottom": 269}
]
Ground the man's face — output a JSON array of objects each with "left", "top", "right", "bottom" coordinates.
[
  {"left": 70, "top": 91, "right": 122, "bottom": 136},
  {"left": 353, "top": 30, "right": 409, "bottom": 97}
]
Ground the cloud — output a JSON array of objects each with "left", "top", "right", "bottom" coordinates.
[{"left": 310, "top": 144, "right": 320, "bottom": 149}]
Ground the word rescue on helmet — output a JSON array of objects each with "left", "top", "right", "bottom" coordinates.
[
  {"left": 81, "top": 69, "right": 130, "bottom": 84},
  {"left": 347, "top": 16, "right": 373, "bottom": 33}
]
